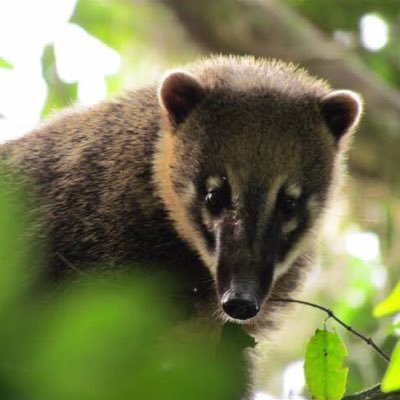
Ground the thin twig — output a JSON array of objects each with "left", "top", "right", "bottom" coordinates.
[{"left": 269, "top": 297, "right": 390, "bottom": 363}]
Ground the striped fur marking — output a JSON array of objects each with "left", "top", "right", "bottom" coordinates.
[{"left": 152, "top": 130, "right": 215, "bottom": 273}]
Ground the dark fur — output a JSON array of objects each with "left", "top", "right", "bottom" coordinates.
[{"left": 0, "top": 56, "right": 361, "bottom": 338}]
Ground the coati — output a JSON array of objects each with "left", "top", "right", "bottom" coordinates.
[{"left": 0, "top": 55, "right": 362, "bottom": 335}]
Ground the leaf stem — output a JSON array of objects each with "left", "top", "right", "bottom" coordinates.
[{"left": 269, "top": 297, "right": 390, "bottom": 363}]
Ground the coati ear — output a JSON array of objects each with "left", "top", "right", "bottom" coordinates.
[
  {"left": 158, "top": 70, "right": 205, "bottom": 126},
  {"left": 320, "top": 90, "right": 363, "bottom": 142}
]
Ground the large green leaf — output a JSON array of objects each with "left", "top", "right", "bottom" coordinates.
[
  {"left": 374, "top": 281, "right": 400, "bottom": 317},
  {"left": 16, "top": 277, "right": 242, "bottom": 400},
  {"left": 382, "top": 340, "right": 400, "bottom": 392},
  {"left": 304, "top": 329, "right": 348, "bottom": 400}
]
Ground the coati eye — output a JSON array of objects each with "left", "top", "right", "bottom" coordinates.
[
  {"left": 205, "top": 190, "right": 229, "bottom": 214},
  {"left": 279, "top": 196, "right": 298, "bottom": 217},
  {"left": 205, "top": 179, "right": 231, "bottom": 215}
]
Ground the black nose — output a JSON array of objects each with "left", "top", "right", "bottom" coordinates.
[{"left": 221, "top": 291, "right": 260, "bottom": 320}]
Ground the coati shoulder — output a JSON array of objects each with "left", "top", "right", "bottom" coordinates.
[{"left": 0, "top": 55, "right": 362, "bottom": 332}]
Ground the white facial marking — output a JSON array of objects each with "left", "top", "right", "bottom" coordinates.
[
  {"left": 286, "top": 184, "right": 302, "bottom": 199},
  {"left": 307, "top": 194, "right": 320, "bottom": 217},
  {"left": 282, "top": 218, "right": 298, "bottom": 235},
  {"left": 206, "top": 176, "right": 223, "bottom": 191},
  {"left": 153, "top": 130, "right": 215, "bottom": 274},
  {"left": 181, "top": 181, "right": 196, "bottom": 205}
]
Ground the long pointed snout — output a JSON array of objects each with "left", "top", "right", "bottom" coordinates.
[{"left": 216, "top": 210, "right": 277, "bottom": 321}]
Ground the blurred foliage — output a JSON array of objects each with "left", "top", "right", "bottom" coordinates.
[
  {"left": 71, "top": 0, "right": 198, "bottom": 96},
  {"left": 0, "top": 170, "right": 246, "bottom": 400},
  {"left": 373, "top": 282, "right": 400, "bottom": 392},
  {"left": 0, "top": 169, "right": 35, "bottom": 312},
  {"left": 374, "top": 282, "right": 400, "bottom": 318},
  {"left": 41, "top": 45, "right": 78, "bottom": 118},
  {"left": 71, "top": 0, "right": 135, "bottom": 51},
  {"left": 0, "top": 57, "right": 13, "bottom": 70},
  {"left": 285, "top": 0, "right": 400, "bottom": 88},
  {"left": 382, "top": 341, "right": 400, "bottom": 392}
]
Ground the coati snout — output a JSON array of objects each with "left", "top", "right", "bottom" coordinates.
[
  {"left": 217, "top": 256, "right": 273, "bottom": 321},
  {"left": 203, "top": 175, "right": 272, "bottom": 320},
  {"left": 209, "top": 180, "right": 276, "bottom": 320}
]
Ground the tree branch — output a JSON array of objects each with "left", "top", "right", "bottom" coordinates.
[{"left": 269, "top": 297, "right": 390, "bottom": 363}]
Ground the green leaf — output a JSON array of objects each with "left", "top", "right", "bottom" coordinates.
[
  {"left": 221, "top": 322, "right": 257, "bottom": 352},
  {"left": 382, "top": 340, "right": 400, "bottom": 392},
  {"left": 0, "top": 57, "right": 13, "bottom": 69},
  {"left": 304, "top": 329, "right": 348, "bottom": 400},
  {"left": 374, "top": 281, "right": 400, "bottom": 317}
]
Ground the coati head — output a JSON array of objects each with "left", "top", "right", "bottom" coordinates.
[{"left": 154, "top": 56, "right": 362, "bottom": 322}]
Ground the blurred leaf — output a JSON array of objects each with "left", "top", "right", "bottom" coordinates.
[
  {"left": 336, "top": 297, "right": 378, "bottom": 334},
  {"left": 41, "top": 45, "right": 78, "bottom": 118},
  {"left": 334, "top": 256, "right": 378, "bottom": 332},
  {"left": 304, "top": 329, "right": 348, "bottom": 400},
  {"left": 0, "top": 171, "right": 243, "bottom": 400},
  {"left": 219, "top": 322, "right": 255, "bottom": 397},
  {"left": 0, "top": 57, "right": 13, "bottom": 69},
  {"left": 71, "top": 0, "right": 134, "bottom": 51},
  {"left": 344, "top": 360, "right": 365, "bottom": 396},
  {"left": 0, "top": 271, "right": 243, "bottom": 400},
  {"left": 388, "top": 321, "right": 400, "bottom": 335},
  {"left": 374, "top": 281, "right": 400, "bottom": 317},
  {"left": 382, "top": 340, "right": 400, "bottom": 392},
  {"left": 222, "top": 322, "right": 256, "bottom": 352},
  {"left": 106, "top": 73, "right": 125, "bottom": 96},
  {"left": 22, "top": 279, "right": 169, "bottom": 400},
  {"left": 0, "top": 169, "right": 35, "bottom": 311}
]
